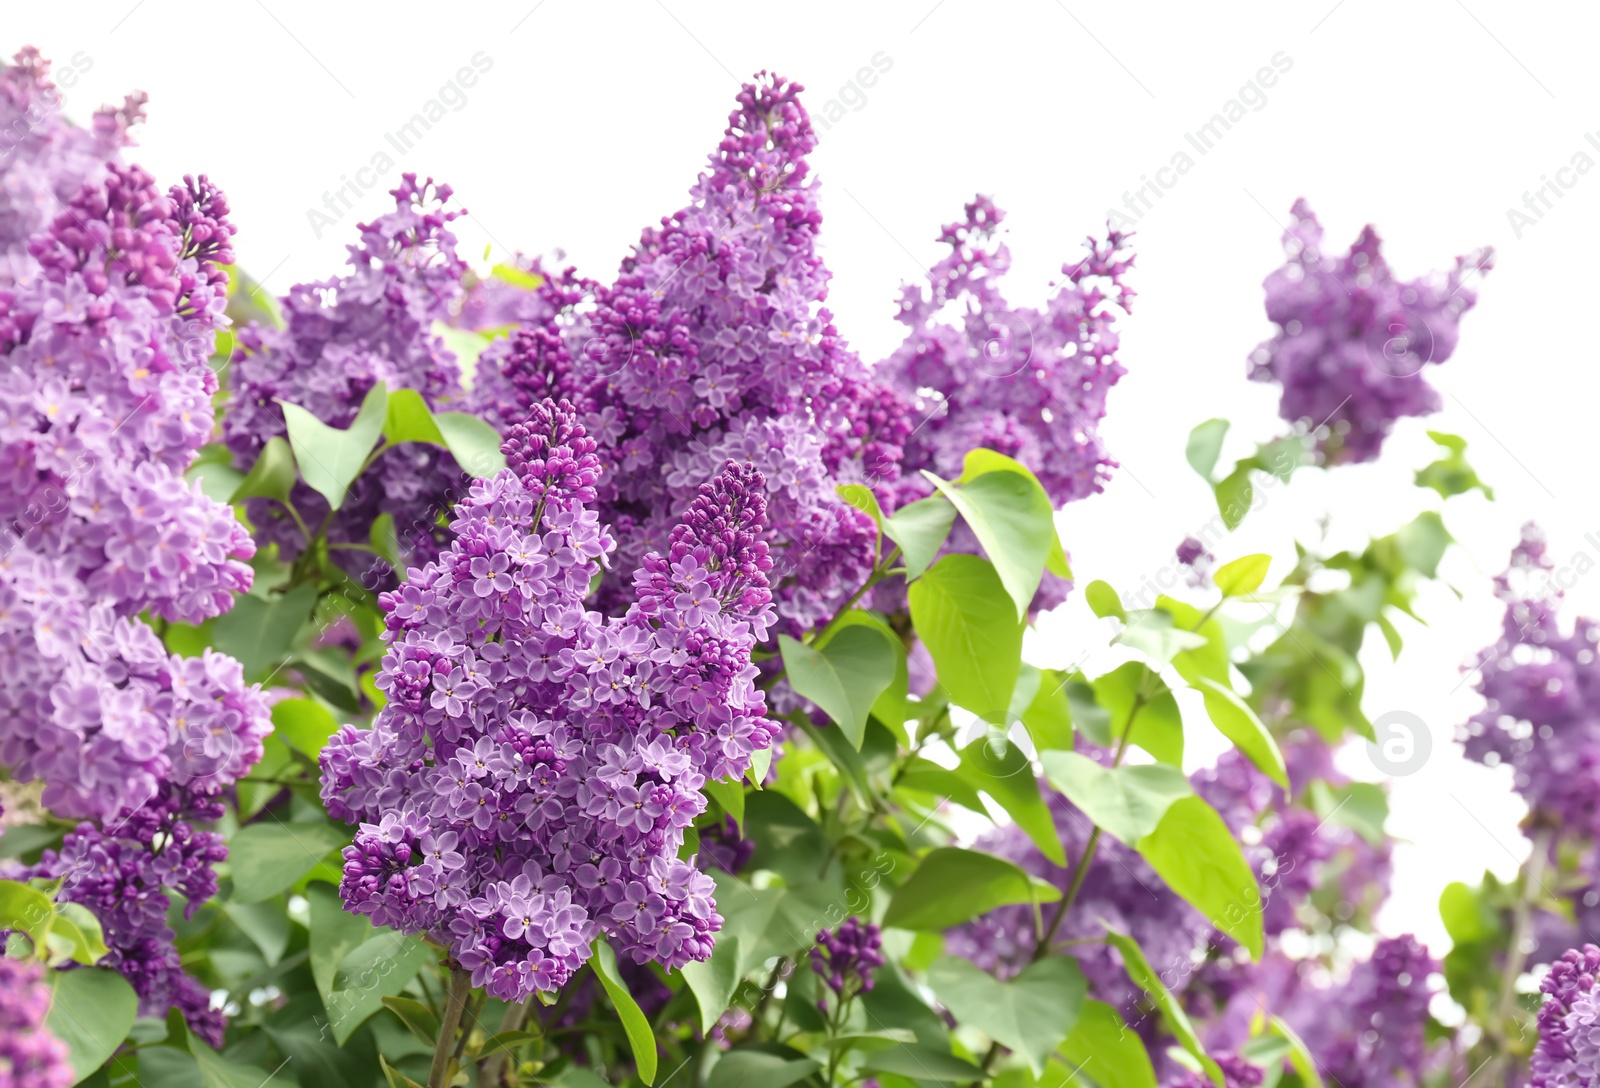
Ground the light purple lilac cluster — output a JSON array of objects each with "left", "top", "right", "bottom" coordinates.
[
  {"left": 1248, "top": 199, "right": 1491, "bottom": 464},
  {"left": 0, "top": 57, "right": 272, "bottom": 1043},
  {"left": 0, "top": 47, "right": 145, "bottom": 282},
  {"left": 0, "top": 956, "right": 74, "bottom": 1088},
  {"left": 320, "top": 399, "right": 778, "bottom": 999},
  {"left": 462, "top": 260, "right": 595, "bottom": 435},
  {"left": 811, "top": 916, "right": 883, "bottom": 999},
  {"left": 1459, "top": 525, "right": 1600, "bottom": 841},
  {"left": 224, "top": 176, "right": 469, "bottom": 574},
  {"left": 1299, "top": 935, "right": 1439, "bottom": 1086},
  {"left": 1529, "top": 944, "right": 1600, "bottom": 1088}
]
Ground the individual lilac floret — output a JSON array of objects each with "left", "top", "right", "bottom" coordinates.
[
  {"left": 320, "top": 399, "right": 778, "bottom": 1000},
  {"left": 1529, "top": 944, "right": 1600, "bottom": 1088},
  {"left": 1459, "top": 524, "right": 1600, "bottom": 841},
  {"left": 1248, "top": 199, "right": 1492, "bottom": 464},
  {"left": 0, "top": 956, "right": 75, "bottom": 1088},
  {"left": 225, "top": 175, "right": 471, "bottom": 575},
  {"left": 811, "top": 917, "right": 884, "bottom": 999}
]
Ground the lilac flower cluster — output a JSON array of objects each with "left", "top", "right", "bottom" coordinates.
[
  {"left": 1176, "top": 536, "right": 1213, "bottom": 588},
  {"left": 0, "top": 47, "right": 146, "bottom": 281},
  {"left": 0, "top": 68, "right": 270, "bottom": 1044},
  {"left": 462, "top": 261, "right": 595, "bottom": 435},
  {"left": 878, "top": 195, "right": 1132, "bottom": 513},
  {"left": 1162, "top": 1053, "right": 1262, "bottom": 1088},
  {"left": 1248, "top": 199, "right": 1491, "bottom": 464},
  {"left": 1299, "top": 935, "right": 1438, "bottom": 1086},
  {"left": 810, "top": 916, "right": 883, "bottom": 999},
  {"left": 1529, "top": 944, "right": 1600, "bottom": 1088},
  {"left": 0, "top": 956, "right": 74, "bottom": 1088},
  {"left": 224, "top": 176, "right": 469, "bottom": 573},
  {"left": 1460, "top": 525, "right": 1600, "bottom": 840},
  {"left": 320, "top": 399, "right": 779, "bottom": 999}
]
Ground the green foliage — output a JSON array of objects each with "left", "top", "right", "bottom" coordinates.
[
  {"left": 592, "top": 939, "right": 659, "bottom": 1085},
  {"left": 884, "top": 847, "right": 1061, "bottom": 930},
  {"left": 907, "top": 554, "right": 1024, "bottom": 722},
  {"left": 779, "top": 625, "right": 900, "bottom": 748},
  {"left": 1415, "top": 430, "right": 1493, "bottom": 499},
  {"left": 927, "top": 955, "right": 1085, "bottom": 1075},
  {"left": 46, "top": 968, "right": 140, "bottom": 1084}
]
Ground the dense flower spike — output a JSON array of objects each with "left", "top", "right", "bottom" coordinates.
[
  {"left": 320, "top": 399, "right": 778, "bottom": 999},
  {"left": 1249, "top": 199, "right": 1491, "bottom": 463},
  {"left": 224, "top": 176, "right": 469, "bottom": 572},
  {"left": 0, "top": 47, "right": 145, "bottom": 281},
  {"left": 1298, "top": 935, "right": 1439, "bottom": 1086},
  {"left": 811, "top": 917, "right": 883, "bottom": 998},
  {"left": 1529, "top": 944, "right": 1600, "bottom": 1088},
  {"left": 0, "top": 956, "right": 74, "bottom": 1088},
  {"left": 1459, "top": 524, "right": 1600, "bottom": 840},
  {"left": 461, "top": 260, "right": 596, "bottom": 433}
]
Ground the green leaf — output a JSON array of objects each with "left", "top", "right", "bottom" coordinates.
[
  {"left": 1066, "top": 676, "right": 1112, "bottom": 747},
  {"left": 1269, "top": 1016, "right": 1325, "bottom": 1088},
  {"left": 49, "top": 902, "right": 110, "bottom": 966},
  {"left": 883, "top": 497, "right": 958, "bottom": 579},
  {"left": 271, "top": 697, "right": 340, "bottom": 762},
  {"left": 210, "top": 582, "right": 318, "bottom": 684},
  {"left": 381, "top": 996, "right": 440, "bottom": 1047},
  {"left": 707, "top": 1050, "right": 820, "bottom": 1088},
  {"left": 382, "top": 387, "right": 446, "bottom": 446},
  {"left": 884, "top": 847, "right": 1060, "bottom": 930},
  {"left": 681, "top": 936, "right": 743, "bottom": 1034},
  {"left": 434, "top": 411, "right": 507, "bottom": 478},
  {"left": 703, "top": 777, "right": 745, "bottom": 831},
  {"left": 1116, "top": 610, "right": 1210, "bottom": 668},
  {"left": 324, "top": 928, "right": 431, "bottom": 1044},
  {"left": 491, "top": 263, "right": 544, "bottom": 290},
  {"left": 836, "top": 483, "right": 883, "bottom": 540},
  {"left": 898, "top": 757, "right": 987, "bottom": 813},
  {"left": 1195, "top": 679, "right": 1288, "bottom": 788},
  {"left": 820, "top": 610, "right": 909, "bottom": 740},
  {"left": 924, "top": 459, "right": 1056, "bottom": 619},
  {"left": 1136, "top": 796, "right": 1264, "bottom": 958},
  {"left": 1215, "top": 465, "right": 1255, "bottom": 531},
  {"left": 1085, "top": 579, "right": 1125, "bottom": 620},
  {"left": 908, "top": 555, "right": 1024, "bottom": 723},
  {"left": 0, "top": 878, "right": 55, "bottom": 952},
  {"left": 224, "top": 900, "right": 289, "bottom": 966},
  {"left": 228, "top": 435, "right": 297, "bottom": 506},
  {"left": 370, "top": 512, "right": 400, "bottom": 568},
  {"left": 228, "top": 820, "right": 350, "bottom": 903},
  {"left": 1059, "top": 1000, "right": 1157, "bottom": 1088},
  {"left": 278, "top": 383, "right": 387, "bottom": 511},
  {"left": 927, "top": 955, "right": 1086, "bottom": 1076},
  {"left": 380, "top": 1055, "right": 426, "bottom": 1088},
  {"left": 186, "top": 457, "right": 245, "bottom": 505},
  {"left": 474, "top": 1030, "right": 542, "bottom": 1061},
  {"left": 190, "top": 1036, "right": 279, "bottom": 1088},
  {"left": 1415, "top": 430, "right": 1493, "bottom": 500},
  {"left": 46, "top": 967, "right": 139, "bottom": 1084},
  {"left": 1187, "top": 419, "right": 1230, "bottom": 482},
  {"left": 860, "top": 1044, "right": 984, "bottom": 1081},
  {"left": 432, "top": 321, "right": 498, "bottom": 377},
  {"left": 1306, "top": 780, "right": 1388, "bottom": 846},
  {"left": 779, "top": 625, "right": 898, "bottom": 749},
  {"left": 1398, "top": 511, "right": 1452, "bottom": 578},
  {"left": 1158, "top": 595, "right": 1232, "bottom": 690},
  {"left": 1091, "top": 662, "right": 1184, "bottom": 766},
  {"left": 957, "top": 736, "right": 1066, "bottom": 866},
  {"left": 1103, "top": 928, "right": 1224, "bottom": 1086},
  {"left": 1213, "top": 554, "right": 1271, "bottom": 597},
  {"left": 591, "top": 938, "right": 658, "bottom": 1084},
  {"left": 1017, "top": 667, "right": 1075, "bottom": 752},
  {"left": 1039, "top": 753, "right": 1192, "bottom": 844},
  {"left": 1439, "top": 881, "right": 1496, "bottom": 946}
]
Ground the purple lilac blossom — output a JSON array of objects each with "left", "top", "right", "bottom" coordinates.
[
  {"left": 320, "top": 399, "right": 778, "bottom": 999},
  {"left": 564, "top": 73, "right": 904, "bottom": 636},
  {"left": 1176, "top": 536, "right": 1214, "bottom": 588},
  {"left": 1248, "top": 199, "right": 1491, "bottom": 464},
  {"left": 811, "top": 916, "right": 884, "bottom": 998},
  {"left": 224, "top": 176, "right": 469, "bottom": 573},
  {"left": 0, "top": 955, "right": 74, "bottom": 1088},
  {"left": 1298, "top": 935, "right": 1438, "bottom": 1087},
  {"left": 0, "top": 47, "right": 145, "bottom": 282},
  {"left": 1162, "top": 1054, "right": 1263, "bottom": 1088},
  {"left": 1459, "top": 524, "right": 1600, "bottom": 841},
  {"left": 1529, "top": 944, "right": 1600, "bottom": 1088},
  {"left": 0, "top": 111, "right": 271, "bottom": 1043}
]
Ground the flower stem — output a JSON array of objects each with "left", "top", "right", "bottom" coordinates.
[{"left": 428, "top": 965, "right": 473, "bottom": 1088}]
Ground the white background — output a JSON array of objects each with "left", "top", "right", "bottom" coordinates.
[{"left": 14, "top": 0, "right": 1600, "bottom": 955}]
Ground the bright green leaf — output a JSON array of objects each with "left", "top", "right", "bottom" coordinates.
[
  {"left": 1018, "top": 667, "right": 1075, "bottom": 752},
  {"left": 1136, "top": 796, "right": 1264, "bottom": 958},
  {"left": 908, "top": 555, "right": 1024, "bottom": 723},
  {"left": 49, "top": 902, "right": 109, "bottom": 967},
  {"left": 0, "top": 878, "right": 55, "bottom": 953},
  {"left": 1085, "top": 580, "right": 1125, "bottom": 620},
  {"left": 1214, "top": 554, "right": 1271, "bottom": 597},
  {"left": 1116, "top": 610, "right": 1209, "bottom": 668},
  {"left": 228, "top": 435, "right": 297, "bottom": 506},
  {"left": 434, "top": 411, "right": 507, "bottom": 478},
  {"left": 211, "top": 582, "right": 318, "bottom": 684},
  {"left": 591, "top": 938, "right": 658, "bottom": 1085},
  {"left": 1039, "top": 752, "right": 1192, "bottom": 845},
  {"left": 1269, "top": 1016, "right": 1325, "bottom": 1088},
  {"left": 681, "top": 937, "right": 743, "bottom": 1035},
  {"left": 860, "top": 1044, "right": 984, "bottom": 1082},
  {"left": 46, "top": 967, "right": 139, "bottom": 1084},
  {"left": 228, "top": 820, "right": 350, "bottom": 903},
  {"left": 1091, "top": 662, "right": 1184, "bottom": 766},
  {"left": 271, "top": 697, "right": 340, "bottom": 762},
  {"left": 924, "top": 464, "right": 1055, "bottom": 619},
  {"left": 1187, "top": 419, "right": 1230, "bottom": 482},
  {"left": 1195, "top": 679, "right": 1288, "bottom": 788},
  {"left": 779, "top": 626, "right": 898, "bottom": 749},
  {"left": 1059, "top": 1000, "right": 1158, "bottom": 1088},
  {"left": 883, "top": 497, "right": 958, "bottom": 579},
  {"left": 1103, "top": 928, "right": 1224, "bottom": 1086},
  {"left": 958, "top": 736, "right": 1066, "bottom": 866},
  {"left": 382, "top": 388, "right": 446, "bottom": 446},
  {"left": 278, "top": 383, "right": 387, "bottom": 511},
  {"left": 707, "top": 1050, "right": 819, "bottom": 1088}
]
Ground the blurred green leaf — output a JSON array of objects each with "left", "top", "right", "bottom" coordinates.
[
  {"left": 927, "top": 955, "right": 1085, "bottom": 1076},
  {"left": 884, "top": 847, "right": 1060, "bottom": 930}
]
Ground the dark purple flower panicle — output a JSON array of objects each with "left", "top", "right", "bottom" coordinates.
[
  {"left": 1530, "top": 944, "right": 1600, "bottom": 1088},
  {"left": 0, "top": 955, "right": 75, "bottom": 1088},
  {"left": 224, "top": 175, "right": 470, "bottom": 574},
  {"left": 811, "top": 916, "right": 884, "bottom": 998},
  {"left": 320, "top": 399, "right": 778, "bottom": 1000},
  {"left": 1249, "top": 199, "right": 1491, "bottom": 464}
]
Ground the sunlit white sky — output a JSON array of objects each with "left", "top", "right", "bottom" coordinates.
[{"left": 15, "top": 0, "right": 1600, "bottom": 955}]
